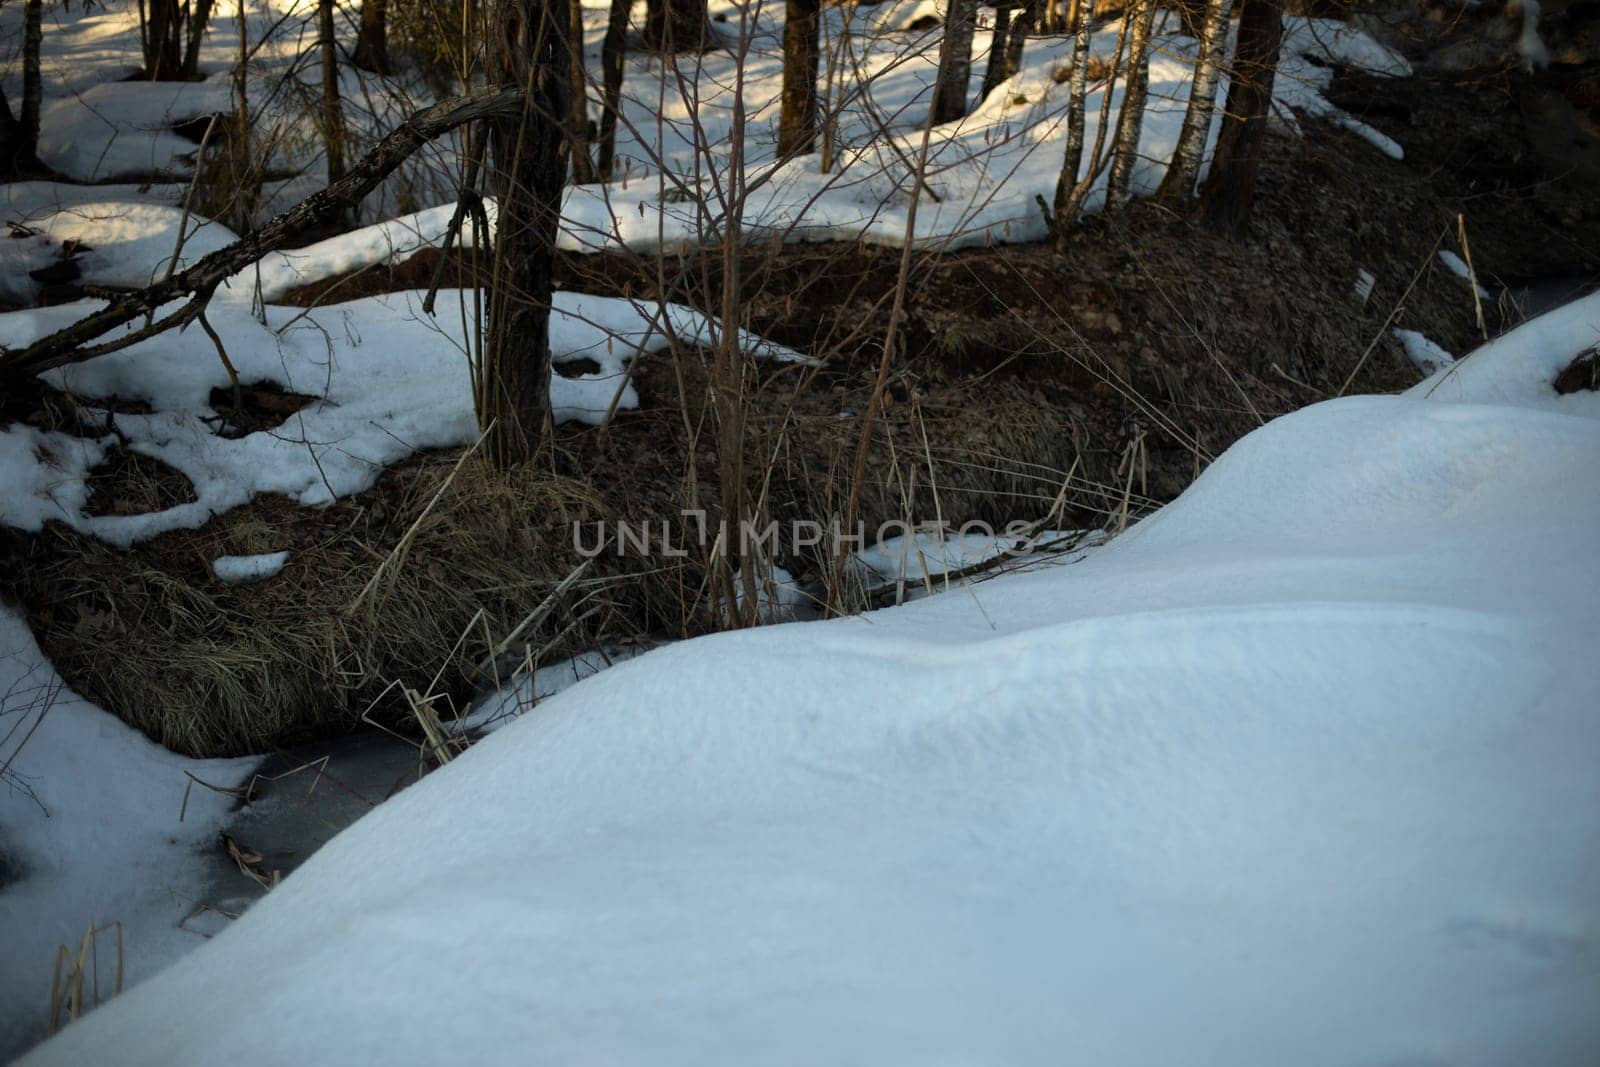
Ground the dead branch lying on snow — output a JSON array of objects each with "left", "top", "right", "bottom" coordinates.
[{"left": 0, "top": 87, "right": 525, "bottom": 385}]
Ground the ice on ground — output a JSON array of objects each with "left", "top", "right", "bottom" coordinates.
[
  {"left": 211, "top": 551, "right": 289, "bottom": 584},
  {"left": 1394, "top": 327, "right": 1455, "bottom": 373},
  {"left": 16, "top": 297, "right": 1599, "bottom": 1067}
]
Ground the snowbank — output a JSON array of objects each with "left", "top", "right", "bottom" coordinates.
[{"left": 15, "top": 299, "right": 1599, "bottom": 1065}]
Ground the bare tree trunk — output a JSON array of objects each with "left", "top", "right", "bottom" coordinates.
[
  {"left": 318, "top": 0, "right": 348, "bottom": 190},
  {"left": 482, "top": 0, "right": 570, "bottom": 466},
  {"left": 1002, "top": 0, "right": 1035, "bottom": 84},
  {"left": 144, "top": 0, "right": 184, "bottom": 79},
  {"left": 17, "top": 0, "right": 43, "bottom": 169},
  {"left": 567, "top": 0, "right": 597, "bottom": 181},
  {"left": 644, "top": 0, "right": 711, "bottom": 52},
  {"left": 1104, "top": 0, "right": 1154, "bottom": 214},
  {"left": 597, "top": 0, "right": 629, "bottom": 177},
  {"left": 778, "top": 0, "right": 820, "bottom": 155},
  {"left": 1156, "top": 0, "right": 1230, "bottom": 204},
  {"left": 180, "top": 0, "right": 217, "bottom": 79},
  {"left": 930, "top": 0, "right": 978, "bottom": 124},
  {"left": 979, "top": 3, "right": 1015, "bottom": 102},
  {"left": 354, "top": 0, "right": 393, "bottom": 74},
  {"left": 1200, "top": 0, "right": 1281, "bottom": 235},
  {"left": 1051, "top": 0, "right": 1093, "bottom": 223}
]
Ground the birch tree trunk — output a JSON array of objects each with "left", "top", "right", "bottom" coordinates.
[
  {"left": 1155, "top": 0, "right": 1230, "bottom": 204},
  {"left": 1051, "top": 0, "right": 1094, "bottom": 224},
  {"left": 779, "top": 0, "right": 821, "bottom": 155},
  {"left": 930, "top": 0, "right": 978, "bottom": 125},
  {"left": 1199, "top": 0, "right": 1282, "bottom": 235},
  {"left": 1103, "top": 0, "right": 1155, "bottom": 214},
  {"left": 482, "top": 0, "right": 571, "bottom": 466}
]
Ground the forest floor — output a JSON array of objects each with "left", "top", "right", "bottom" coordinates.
[{"left": 5, "top": 51, "right": 1598, "bottom": 759}]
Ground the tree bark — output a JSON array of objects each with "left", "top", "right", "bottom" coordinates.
[
  {"left": 354, "top": 0, "right": 393, "bottom": 74},
  {"left": 1155, "top": 0, "right": 1230, "bottom": 204},
  {"left": 144, "top": 0, "right": 184, "bottom": 79},
  {"left": 17, "top": 0, "right": 43, "bottom": 169},
  {"left": 318, "top": 0, "right": 348, "bottom": 190},
  {"left": 1104, "top": 0, "right": 1154, "bottom": 214},
  {"left": 0, "top": 88, "right": 526, "bottom": 385},
  {"left": 930, "top": 0, "right": 978, "bottom": 124},
  {"left": 597, "top": 0, "right": 629, "bottom": 177},
  {"left": 568, "top": 0, "right": 597, "bottom": 182},
  {"left": 1002, "top": 0, "right": 1035, "bottom": 87},
  {"left": 1051, "top": 0, "right": 1093, "bottom": 223},
  {"left": 180, "top": 0, "right": 217, "bottom": 79},
  {"left": 778, "top": 0, "right": 821, "bottom": 155},
  {"left": 644, "top": 0, "right": 712, "bottom": 52},
  {"left": 482, "top": 0, "right": 570, "bottom": 466},
  {"left": 1199, "top": 0, "right": 1281, "bottom": 235},
  {"left": 979, "top": 5, "right": 1013, "bottom": 102}
]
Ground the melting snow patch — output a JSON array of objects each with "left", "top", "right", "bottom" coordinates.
[
  {"left": 1394, "top": 328, "right": 1455, "bottom": 374},
  {"left": 211, "top": 551, "right": 290, "bottom": 584}
]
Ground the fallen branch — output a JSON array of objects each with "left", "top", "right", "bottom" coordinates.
[{"left": 1, "top": 87, "right": 525, "bottom": 384}]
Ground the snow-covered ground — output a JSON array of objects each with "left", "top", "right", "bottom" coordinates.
[{"left": 6, "top": 294, "right": 1598, "bottom": 1064}]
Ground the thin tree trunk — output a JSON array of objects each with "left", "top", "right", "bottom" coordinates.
[
  {"left": 979, "top": 4, "right": 1014, "bottom": 102},
  {"left": 483, "top": 0, "right": 570, "bottom": 466},
  {"left": 1199, "top": 0, "right": 1281, "bottom": 235},
  {"left": 644, "top": 0, "right": 711, "bottom": 52},
  {"left": 931, "top": 0, "right": 978, "bottom": 124},
  {"left": 1003, "top": 0, "right": 1035, "bottom": 82},
  {"left": 597, "top": 0, "right": 628, "bottom": 177},
  {"left": 318, "top": 0, "right": 348, "bottom": 191},
  {"left": 778, "top": 0, "right": 820, "bottom": 155},
  {"left": 1104, "top": 0, "right": 1154, "bottom": 214},
  {"left": 1051, "top": 0, "right": 1093, "bottom": 222},
  {"left": 1156, "top": 0, "right": 1230, "bottom": 203},
  {"left": 181, "top": 0, "right": 217, "bottom": 79},
  {"left": 567, "top": 0, "right": 597, "bottom": 182},
  {"left": 354, "top": 0, "right": 392, "bottom": 74},
  {"left": 19, "top": 0, "right": 43, "bottom": 167}
]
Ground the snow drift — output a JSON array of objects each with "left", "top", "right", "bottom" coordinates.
[{"left": 14, "top": 299, "right": 1600, "bottom": 1065}]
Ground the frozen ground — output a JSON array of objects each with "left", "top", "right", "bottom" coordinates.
[{"left": 6, "top": 295, "right": 1598, "bottom": 1064}]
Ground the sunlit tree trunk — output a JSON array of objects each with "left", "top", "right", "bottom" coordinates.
[
  {"left": 1156, "top": 0, "right": 1230, "bottom": 204},
  {"left": 779, "top": 0, "right": 821, "bottom": 154},
  {"left": 482, "top": 0, "right": 571, "bottom": 466},
  {"left": 354, "top": 0, "right": 393, "bottom": 74},
  {"left": 597, "top": 0, "right": 629, "bottom": 177},
  {"left": 1051, "top": 0, "right": 1093, "bottom": 223},
  {"left": 1200, "top": 0, "right": 1281, "bottom": 234}
]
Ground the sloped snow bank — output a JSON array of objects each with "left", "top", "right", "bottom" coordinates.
[
  {"left": 0, "top": 611, "right": 254, "bottom": 1060},
  {"left": 16, "top": 301, "right": 1599, "bottom": 1065}
]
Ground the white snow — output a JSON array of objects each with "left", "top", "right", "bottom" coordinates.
[
  {"left": 13, "top": 296, "right": 1600, "bottom": 1066},
  {"left": 1438, "top": 249, "right": 1494, "bottom": 299},
  {"left": 1515, "top": 0, "right": 1549, "bottom": 69},
  {"left": 0, "top": 610, "right": 254, "bottom": 1059},
  {"left": 1394, "top": 327, "right": 1455, "bottom": 373},
  {"left": 0, "top": 286, "right": 801, "bottom": 547},
  {"left": 210, "top": 551, "right": 289, "bottom": 584}
]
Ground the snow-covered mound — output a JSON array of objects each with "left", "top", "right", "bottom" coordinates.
[{"left": 17, "top": 299, "right": 1600, "bottom": 1065}]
